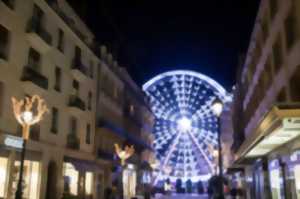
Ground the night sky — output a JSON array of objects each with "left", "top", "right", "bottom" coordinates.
[{"left": 68, "top": 0, "right": 260, "bottom": 90}]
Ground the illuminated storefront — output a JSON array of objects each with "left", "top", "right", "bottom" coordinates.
[
  {"left": 123, "top": 164, "right": 137, "bottom": 199},
  {"left": 62, "top": 158, "right": 97, "bottom": 198},
  {"left": 0, "top": 134, "right": 42, "bottom": 199}
]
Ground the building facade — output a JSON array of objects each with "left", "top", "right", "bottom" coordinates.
[
  {"left": 0, "top": 0, "right": 154, "bottom": 198},
  {"left": 230, "top": 0, "right": 300, "bottom": 198}
]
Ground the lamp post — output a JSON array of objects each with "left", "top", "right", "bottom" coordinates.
[
  {"left": 11, "top": 95, "right": 48, "bottom": 199},
  {"left": 212, "top": 98, "right": 224, "bottom": 198}
]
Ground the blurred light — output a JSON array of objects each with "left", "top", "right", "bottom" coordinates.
[
  {"left": 177, "top": 117, "right": 192, "bottom": 132},
  {"left": 21, "top": 111, "right": 33, "bottom": 124},
  {"left": 212, "top": 99, "right": 223, "bottom": 117}
]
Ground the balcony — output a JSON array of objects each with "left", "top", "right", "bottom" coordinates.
[
  {"left": 21, "top": 66, "right": 49, "bottom": 93},
  {"left": 26, "top": 18, "right": 52, "bottom": 53},
  {"left": 66, "top": 133, "right": 80, "bottom": 150},
  {"left": 68, "top": 95, "right": 86, "bottom": 115},
  {"left": 1, "top": 0, "right": 14, "bottom": 9},
  {"left": 71, "top": 59, "right": 88, "bottom": 82}
]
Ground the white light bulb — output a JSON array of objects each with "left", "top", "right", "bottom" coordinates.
[
  {"left": 177, "top": 117, "right": 192, "bottom": 132},
  {"left": 21, "top": 111, "right": 33, "bottom": 124},
  {"left": 212, "top": 102, "right": 223, "bottom": 117}
]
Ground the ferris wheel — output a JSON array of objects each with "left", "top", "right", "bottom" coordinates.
[{"left": 143, "top": 70, "right": 232, "bottom": 183}]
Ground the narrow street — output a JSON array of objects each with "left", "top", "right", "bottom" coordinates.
[{"left": 154, "top": 194, "right": 208, "bottom": 199}]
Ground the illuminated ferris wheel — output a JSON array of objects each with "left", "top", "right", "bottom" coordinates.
[{"left": 143, "top": 70, "right": 231, "bottom": 183}]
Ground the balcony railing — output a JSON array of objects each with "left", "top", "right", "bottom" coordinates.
[
  {"left": 21, "top": 66, "right": 49, "bottom": 90},
  {"left": 68, "top": 95, "right": 86, "bottom": 111},
  {"left": 26, "top": 17, "right": 52, "bottom": 46},
  {"left": 66, "top": 133, "right": 80, "bottom": 150}
]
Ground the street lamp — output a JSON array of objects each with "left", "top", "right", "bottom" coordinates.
[
  {"left": 212, "top": 98, "right": 224, "bottom": 198},
  {"left": 114, "top": 143, "right": 135, "bottom": 166},
  {"left": 11, "top": 95, "right": 48, "bottom": 199}
]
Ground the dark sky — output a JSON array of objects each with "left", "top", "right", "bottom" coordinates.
[{"left": 68, "top": 0, "right": 260, "bottom": 90}]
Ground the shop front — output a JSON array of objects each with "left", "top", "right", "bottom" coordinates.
[
  {"left": 233, "top": 106, "right": 300, "bottom": 199},
  {"left": 62, "top": 156, "right": 103, "bottom": 199},
  {"left": 0, "top": 134, "right": 42, "bottom": 199}
]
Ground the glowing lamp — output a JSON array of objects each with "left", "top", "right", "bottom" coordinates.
[
  {"left": 114, "top": 143, "right": 135, "bottom": 166},
  {"left": 21, "top": 111, "right": 33, "bottom": 124},
  {"left": 177, "top": 117, "right": 192, "bottom": 132},
  {"left": 212, "top": 98, "right": 223, "bottom": 117}
]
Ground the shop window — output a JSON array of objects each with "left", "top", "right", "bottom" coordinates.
[
  {"left": 285, "top": 11, "right": 297, "bottom": 50},
  {"left": 63, "top": 163, "right": 79, "bottom": 196},
  {"left": 0, "top": 157, "right": 8, "bottom": 197},
  {"left": 86, "top": 124, "right": 91, "bottom": 144},
  {"left": 54, "top": 67, "right": 61, "bottom": 92},
  {"left": 85, "top": 172, "right": 93, "bottom": 195},
  {"left": 270, "top": 0, "right": 278, "bottom": 20},
  {"left": 0, "top": 24, "right": 9, "bottom": 60},
  {"left": 272, "top": 35, "right": 283, "bottom": 74},
  {"left": 28, "top": 47, "right": 41, "bottom": 71},
  {"left": 14, "top": 160, "right": 40, "bottom": 199},
  {"left": 290, "top": 66, "right": 300, "bottom": 101},
  {"left": 57, "top": 28, "right": 64, "bottom": 52},
  {"left": 51, "top": 107, "right": 58, "bottom": 134},
  {"left": 88, "top": 91, "right": 92, "bottom": 110}
]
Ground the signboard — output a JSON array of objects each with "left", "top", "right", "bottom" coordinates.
[{"left": 4, "top": 135, "right": 23, "bottom": 149}]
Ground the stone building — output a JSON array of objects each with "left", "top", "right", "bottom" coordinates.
[
  {"left": 230, "top": 0, "right": 300, "bottom": 198},
  {"left": 0, "top": 0, "right": 154, "bottom": 198}
]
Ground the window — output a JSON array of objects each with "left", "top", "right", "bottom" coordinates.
[
  {"left": 0, "top": 24, "right": 9, "bottom": 60},
  {"left": 54, "top": 67, "right": 61, "bottom": 92},
  {"left": 57, "top": 29, "right": 64, "bottom": 52},
  {"left": 28, "top": 48, "right": 41, "bottom": 71},
  {"left": 284, "top": 11, "right": 296, "bottom": 50},
  {"left": 0, "top": 82, "right": 4, "bottom": 117},
  {"left": 272, "top": 35, "right": 283, "bottom": 73},
  {"left": 290, "top": 66, "right": 300, "bottom": 101},
  {"left": 88, "top": 91, "right": 92, "bottom": 110},
  {"left": 86, "top": 124, "right": 91, "bottom": 144},
  {"left": 74, "top": 46, "right": 81, "bottom": 61},
  {"left": 72, "top": 80, "right": 79, "bottom": 95},
  {"left": 89, "top": 61, "right": 94, "bottom": 78},
  {"left": 51, "top": 107, "right": 58, "bottom": 134},
  {"left": 277, "top": 88, "right": 286, "bottom": 102},
  {"left": 70, "top": 117, "right": 77, "bottom": 135},
  {"left": 270, "top": 0, "right": 278, "bottom": 20}
]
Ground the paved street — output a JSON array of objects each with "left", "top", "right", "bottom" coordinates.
[{"left": 154, "top": 194, "right": 208, "bottom": 199}]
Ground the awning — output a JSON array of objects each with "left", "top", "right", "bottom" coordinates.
[
  {"left": 64, "top": 156, "right": 104, "bottom": 171},
  {"left": 235, "top": 104, "right": 300, "bottom": 163}
]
